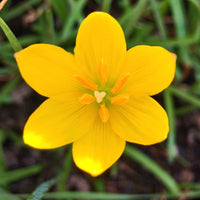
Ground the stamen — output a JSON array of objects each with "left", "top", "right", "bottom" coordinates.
[
  {"left": 75, "top": 74, "right": 97, "bottom": 90},
  {"left": 111, "top": 73, "right": 130, "bottom": 94},
  {"left": 99, "top": 104, "right": 110, "bottom": 123},
  {"left": 94, "top": 91, "right": 106, "bottom": 103},
  {"left": 111, "top": 95, "right": 129, "bottom": 105},
  {"left": 98, "top": 59, "right": 108, "bottom": 83},
  {"left": 79, "top": 94, "right": 94, "bottom": 104}
]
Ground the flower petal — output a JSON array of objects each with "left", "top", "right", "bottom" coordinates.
[
  {"left": 74, "top": 12, "right": 126, "bottom": 83},
  {"left": 23, "top": 95, "right": 97, "bottom": 149},
  {"left": 122, "top": 45, "right": 176, "bottom": 96},
  {"left": 15, "top": 44, "right": 78, "bottom": 97},
  {"left": 72, "top": 118, "right": 125, "bottom": 176},
  {"left": 110, "top": 96, "right": 169, "bottom": 145}
]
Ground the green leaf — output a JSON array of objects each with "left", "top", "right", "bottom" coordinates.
[
  {"left": 125, "top": 144, "right": 180, "bottom": 194},
  {"left": 0, "top": 165, "right": 43, "bottom": 185},
  {"left": 163, "top": 89, "right": 176, "bottom": 163},
  {"left": 27, "top": 179, "right": 56, "bottom": 200},
  {"left": 0, "top": 17, "right": 22, "bottom": 52}
]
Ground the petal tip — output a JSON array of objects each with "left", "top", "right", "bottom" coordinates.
[{"left": 171, "top": 53, "right": 177, "bottom": 62}]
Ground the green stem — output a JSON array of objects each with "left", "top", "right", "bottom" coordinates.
[
  {"left": 125, "top": 144, "right": 180, "bottom": 194},
  {"left": 0, "top": 16, "right": 22, "bottom": 52},
  {"left": 163, "top": 89, "right": 176, "bottom": 163}
]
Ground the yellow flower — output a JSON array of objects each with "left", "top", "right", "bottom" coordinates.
[{"left": 14, "top": 12, "right": 176, "bottom": 176}]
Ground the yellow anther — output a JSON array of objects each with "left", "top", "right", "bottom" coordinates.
[
  {"left": 111, "top": 73, "right": 130, "bottom": 94},
  {"left": 98, "top": 59, "right": 108, "bottom": 83},
  {"left": 111, "top": 95, "right": 129, "bottom": 105},
  {"left": 75, "top": 74, "right": 97, "bottom": 90},
  {"left": 99, "top": 104, "right": 110, "bottom": 123},
  {"left": 94, "top": 91, "right": 106, "bottom": 103},
  {"left": 79, "top": 93, "right": 94, "bottom": 104}
]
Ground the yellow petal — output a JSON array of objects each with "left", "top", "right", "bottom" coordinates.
[
  {"left": 15, "top": 44, "right": 78, "bottom": 97},
  {"left": 74, "top": 12, "right": 126, "bottom": 83},
  {"left": 23, "top": 95, "right": 97, "bottom": 149},
  {"left": 110, "top": 96, "right": 169, "bottom": 145},
  {"left": 72, "top": 118, "right": 125, "bottom": 176},
  {"left": 122, "top": 45, "right": 176, "bottom": 96}
]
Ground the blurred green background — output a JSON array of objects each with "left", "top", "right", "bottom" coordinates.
[{"left": 1, "top": 0, "right": 200, "bottom": 199}]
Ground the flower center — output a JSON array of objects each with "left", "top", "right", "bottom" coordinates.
[
  {"left": 94, "top": 91, "right": 106, "bottom": 103},
  {"left": 75, "top": 61, "right": 130, "bottom": 123}
]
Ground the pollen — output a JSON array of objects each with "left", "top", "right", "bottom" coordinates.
[
  {"left": 111, "top": 73, "right": 130, "bottom": 94},
  {"left": 99, "top": 104, "right": 110, "bottom": 123},
  {"left": 75, "top": 74, "right": 98, "bottom": 90},
  {"left": 111, "top": 95, "right": 129, "bottom": 105},
  {"left": 79, "top": 93, "right": 94, "bottom": 104},
  {"left": 94, "top": 91, "right": 106, "bottom": 103},
  {"left": 98, "top": 59, "right": 108, "bottom": 83}
]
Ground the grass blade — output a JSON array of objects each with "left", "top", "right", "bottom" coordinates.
[
  {"left": 0, "top": 165, "right": 43, "bottom": 185},
  {"left": 0, "top": 17, "right": 22, "bottom": 52},
  {"left": 125, "top": 144, "right": 180, "bottom": 194},
  {"left": 27, "top": 179, "right": 56, "bottom": 200},
  {"left": 163, "top": 89, "right": 176, "bottom": 163}
]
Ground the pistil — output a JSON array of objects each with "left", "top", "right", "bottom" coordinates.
[{"left": 94, "top": 91, "right": 106, "bottom": 103}]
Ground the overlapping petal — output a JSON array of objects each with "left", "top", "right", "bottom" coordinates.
[
  {"left": 74, "top": 12, "right": 126, "bottom": 83},
  {"left": 72, "top": 118, "right": 125, "bottom": 176},
  {"left": 15, "top": 44, "right": 78, "bottom": 97},
  {"left": 110, "top": 96, "right": 169, "bottom": 145},
  {"left": 121, "top": 45, "right": 176, "bottom": 96},
  {"left": 23, "top": 94, "right": 97, "bottom": 149}
]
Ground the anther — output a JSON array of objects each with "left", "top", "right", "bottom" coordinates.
[
  {"left": 111, "top": 95, "right": 129, "bottom": 105},
  {"left": 99, "top": 104, "right": 110, "bottom": 123},
  {"left": 79, "top": 93, "right": 94, "bottom": 104},
  {"left": 98, "top": 59, "right": 108, "bottom": 83},
  {"left": 111, "top": 73, "right": 130, "bottom": 94},
  {"left": 75, "top": 74, "right": 97, "bottom": 90}
]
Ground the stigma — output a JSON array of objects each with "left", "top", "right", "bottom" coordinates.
[{"left": 94, "top": 91, "right": 106, "bottom": 103}]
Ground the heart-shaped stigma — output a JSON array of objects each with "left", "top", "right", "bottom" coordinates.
[{"left": 94, "top": 91, "right": 106, "bottom": 103}]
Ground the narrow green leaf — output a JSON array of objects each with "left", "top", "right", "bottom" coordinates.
[
  {"left": 0, "top": 165, "right": 43, "bottom": 185},
  {"left": 5, "top": 190, "right": 200, "bottom": 200},
  {"left": 102, "top": 0, "right": 112, "bottom": 12},
  {"left": 58, "top": 146, "right": 72, "bottom": 191},
  {"left": 61, "top": 0, "right": 87, "bottom": 41},
  {"left": 125, "top": 144, "right": 180, "bottom": 194},
  {"left": 0, "top": 187, "right": 22, "bottom": 200},
  {"left": 119, "top": 0, "right": 148, "bottom": 38},
  {"left": 169, "top": 0, "right": 190, "bottom": 64},
  {"left": 45, "top": 9, "right": 57, "bottom": 44},
  {"left": 27, "top": 179, "right": 56, "bottom": 200},
  {"left": 163, "top": 89, "right": 176, "bottom": 163},
  {"left": 1, "top": 0, "right": 42, "bottom": 21},
  {"left": 48, "top": 0, "right": 68, "bottom": 22},
  {"left": 0, "top": 17, "right": 22, "bottom": 52},
  {"left": 169, "top": 86, "right": 200, "bottom": 108},
  {"left": 149, "top": 0, "right": 167, "bottom": 39}
]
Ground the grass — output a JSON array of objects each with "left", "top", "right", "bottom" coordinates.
[{"left": 1, "top": 0, "right": 200, "bottom": 199}]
